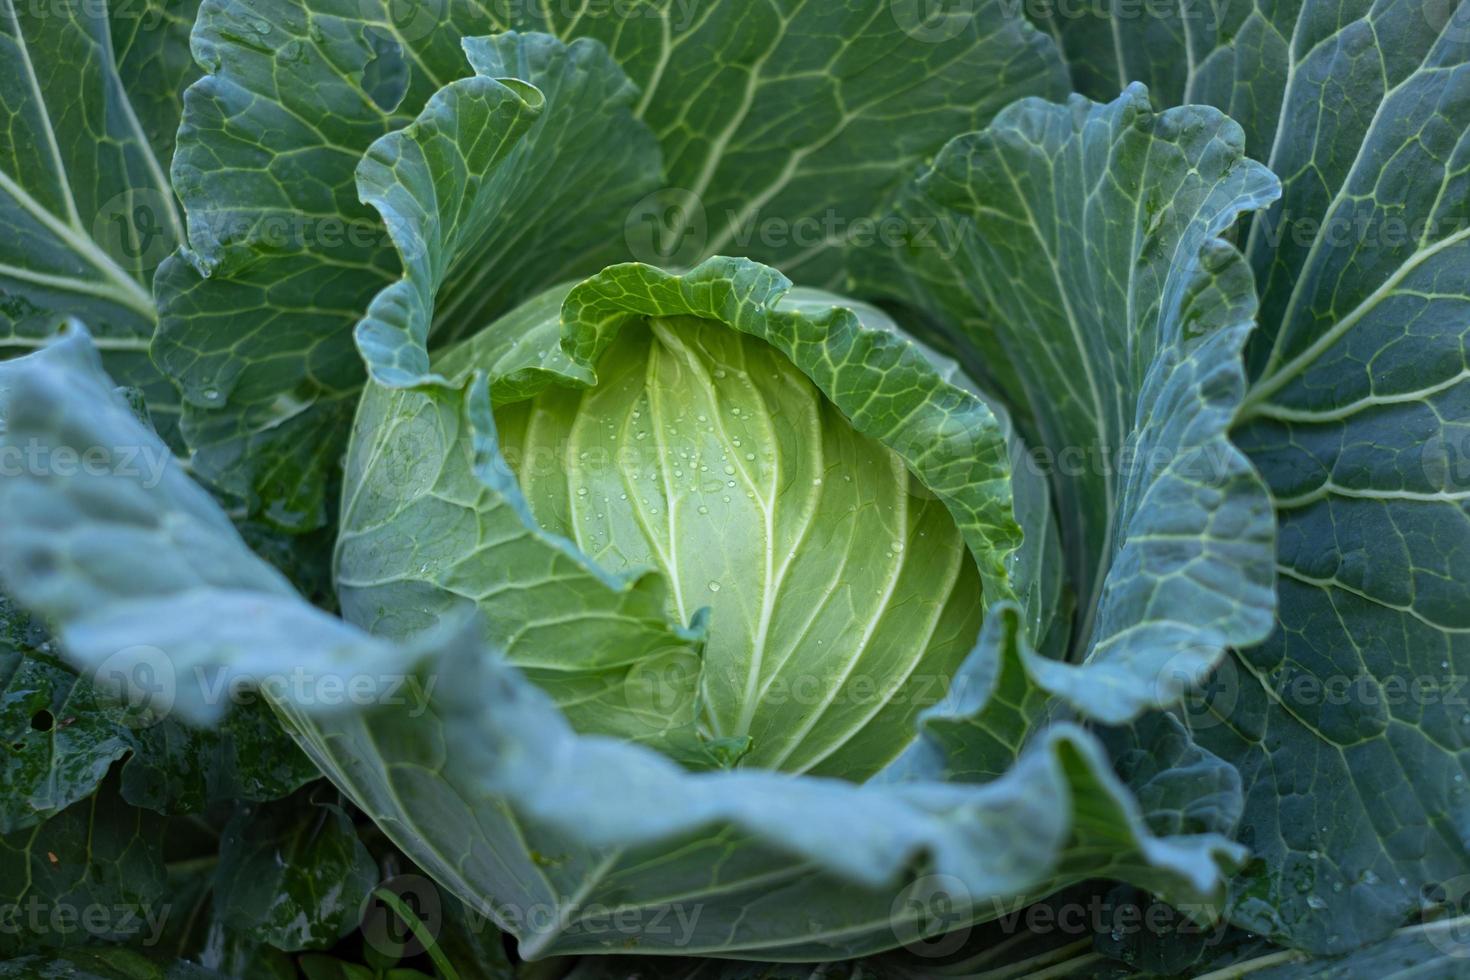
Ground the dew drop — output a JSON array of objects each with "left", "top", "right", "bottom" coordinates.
[{"left": 707, "top": 580, "right": 721, "bottom": 593}]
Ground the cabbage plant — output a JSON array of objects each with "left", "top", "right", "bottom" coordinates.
[{"left": 0, "top": 0, "right": 1466, "bottom": 973}]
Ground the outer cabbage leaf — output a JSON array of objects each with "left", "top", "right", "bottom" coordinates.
[
  {"left": 0, "top": 0, "right": 197, "bottom": 435},
  {"left": 1041, "top": 2, "right": 1470, "bottom": 953},
  {"left": 1225, "top": 7, "right": 1470, "bottom": 953},
  {"left": 872, "top": 86, "right": 1280, "bottom": 724},
  {"left": 151, "top": 0, "right": 1066, "bottom": 530},
  {"left": 153, "top": 18, "right": 663, "bottom": 529},
  {"left": 0, "top": 328, "right": 1242, "bottom": 961},
  {"left": 0, "top": 777, "right": 168, "bottom": 958},
  {"left": 210, "top": 791, "right": 378, "bottom": 952},
  {"left": 0, "top": 617, "right": 316, "bottom": 834},
  {"left": 0, "top": 328, "right": 410, "bottom": 727},
  {"left": 1027, "top": 0, "right": 1294, "bottom": 160},
  {"left": 1236, "top": 919, "right": 1470, "bottom": 978}
]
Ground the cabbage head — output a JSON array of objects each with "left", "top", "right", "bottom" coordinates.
[{"left": 6, "top": 0, "right": 1457, "bottom": 968}]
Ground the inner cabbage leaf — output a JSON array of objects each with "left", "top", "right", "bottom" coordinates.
[{"left": 491, "top": 315, "right": 983, "bottom": 777}]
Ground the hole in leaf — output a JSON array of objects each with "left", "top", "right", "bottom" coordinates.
[{"left": 30, "top": 710, "right": 54, "bottom": 732}]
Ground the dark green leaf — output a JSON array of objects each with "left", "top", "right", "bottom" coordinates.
[{"left": 212, "top": 791, "right": 379, "bottom": 952}]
